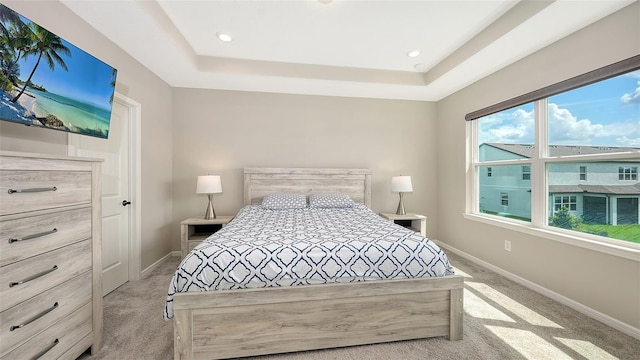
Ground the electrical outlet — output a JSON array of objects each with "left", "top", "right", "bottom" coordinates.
[{"left": 504, "top": 240, "right": 512, "bottom": 252}]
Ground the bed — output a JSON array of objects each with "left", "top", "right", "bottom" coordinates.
[{"left": 167, "top": 168, "right": 463, "bottom": 360}]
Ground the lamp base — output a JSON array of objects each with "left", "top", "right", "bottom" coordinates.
[
  {"left": 396, "top": 192, "right": 406, "bottom": 215},
  {"left": 203, "top": 194, "right": 217, "bottom": 220}
]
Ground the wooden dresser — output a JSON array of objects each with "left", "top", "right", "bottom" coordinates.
[{"left": 0, "top": 151, "right": 103, "bottom": 359}]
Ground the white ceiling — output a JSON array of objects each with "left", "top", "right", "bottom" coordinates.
[{"left": 60, "top": 0, "right": 634, "bottom": 101}]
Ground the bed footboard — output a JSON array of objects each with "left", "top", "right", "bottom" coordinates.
[{"left": 173, "top": 275, "right": 464, "bottom": 360}]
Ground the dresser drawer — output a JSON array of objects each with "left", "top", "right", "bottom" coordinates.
[
  {"left": 0, "top": 206, "right": 91, "bottom": 266},
  {"left": 0, "top": 271, "right": 91, "bottom": 357},
  {"left": 0, "top": 240, "right": 91, "bottom": 312},
  {"left": 1, "top": 302, "right": 92, "bottom": 360},
  {"left": 0, "top": 170, "right": 92, "bottom": 216}
]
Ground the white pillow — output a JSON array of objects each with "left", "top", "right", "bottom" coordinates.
[
  {"left": 261, "top": 193, "right": 307, "bottom": 210},
  {"left": 308, "top": 193, "right": 355, "bottom": 209}
]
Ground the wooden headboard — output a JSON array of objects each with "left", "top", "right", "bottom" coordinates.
[{"left": 244, "top": 168, "right": 371, "bottom": 207}]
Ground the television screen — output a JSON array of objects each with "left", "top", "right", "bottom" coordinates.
[{"left": 0, "top": 4, "right": 117, "bottom": 139}]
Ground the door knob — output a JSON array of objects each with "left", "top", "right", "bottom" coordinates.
[{"left": 122, "top": 200, "right": 131, "bottom": 206}]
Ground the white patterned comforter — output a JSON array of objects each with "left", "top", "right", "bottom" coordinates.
[{"left": 164, "top": 204, "right": 455, "bottom": 319}]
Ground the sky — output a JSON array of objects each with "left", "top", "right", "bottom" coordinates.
[
  {"left": 12, "top": 15, "right": 116, "bottom": 110},
  {"left": 479, "top": 70, "right": 640, "bottom": 148}
]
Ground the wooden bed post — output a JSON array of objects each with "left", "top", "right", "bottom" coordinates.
[
  {"left": 174, "top": 308, "right": 192, "bottom": 360},
  {"left": 449, "top": 288, "right": 464, "bottom": 341}
]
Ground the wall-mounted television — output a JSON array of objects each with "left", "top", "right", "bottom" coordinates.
[{"left": 0, "top": 4, "right": 117, "bottom": 139}]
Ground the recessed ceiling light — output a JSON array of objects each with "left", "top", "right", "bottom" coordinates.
[
  {"left": 216, "top": 32, "right": 233, "bottom": 43},
  {"left": 414, "top": 63, "right": 426, "bottom": 72},
  {"left": 407, "top": 50, "right": 421, "bottom": 58}
]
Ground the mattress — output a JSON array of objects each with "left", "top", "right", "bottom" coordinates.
[{"left": 164, "top": 204, "right": 455, "bottom": 319}]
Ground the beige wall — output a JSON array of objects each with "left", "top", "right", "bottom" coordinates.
[
  {"left": 437, "top": 2, "right": 640, "bottom": 330},
  {"left": 171, "top": 89, "right": 438, "bottom": 246},
  {"left": 0, "top": 0, "right": 174, "bottom": 269}
]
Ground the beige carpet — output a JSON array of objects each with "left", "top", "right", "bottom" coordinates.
[{"left": 79, "top": 251, "right": 640, "bottom": 360}]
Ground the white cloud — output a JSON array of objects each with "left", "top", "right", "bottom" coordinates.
[
  {"left": 480, "top": 103, "right": 640, "bottom": 147},
  {"left": 479, "top": 108, "right": 534, "bottom": 144},
  {"left": 617, "top": 135, "right": 640, "bottom": 147},
  {"left": 548, "top": 103, "right": 640, "bottom": 146},
  {"left": 547, "top": 103, "right": 604, "bottom": 144},
  {"left": 624, "top": 70, "right": 640, "bottom": 80},
  {"left": 620, "top": 80, "right": 640, "bottom": 104}
]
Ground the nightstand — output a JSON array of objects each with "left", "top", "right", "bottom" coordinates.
[
  {"left": 181, "top": 216, "right": 234, "bottom": 258},
  {"left": 379, "top": 212, "right": 427, "bottom": 237}
]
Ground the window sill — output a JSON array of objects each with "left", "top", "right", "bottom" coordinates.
[{"left": 463, "top": 213, "right": 640, "bottom": 262}]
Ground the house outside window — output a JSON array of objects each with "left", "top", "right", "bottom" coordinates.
[
  {"left": 478, "top": 162, "right": 532, "bottom": 221},
  {"left": 487, "top": 167, "right": 492, "bottom": 177},
  {"left": 469, "top": 66, "right": 640, "bottom": 246}
]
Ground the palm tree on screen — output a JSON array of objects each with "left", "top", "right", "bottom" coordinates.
[
  {"left": 0, "top": 56, "right": 19, "bottom": 91},
  {"left": 0, "top": 5, "right": 32, "bottom": 92},
  {"left": 11, "top": 22, "right": 70, "bottom": 103},
  {"left": 1, "top": 24, "right": 37, "bottom": 90},
  {"left": 0, "top": 5, "right": 20, "bottom": 38}
]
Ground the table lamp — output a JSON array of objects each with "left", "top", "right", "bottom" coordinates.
[
  {"left": 196, "top": 175, "right": 222, "bottom": 219},
  {"left": 391, "top": 175, "right": 413, "bottom": 215}
]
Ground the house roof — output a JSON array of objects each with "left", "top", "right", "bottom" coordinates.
[
  {"left": 483, "top": 143, "right": 640, "bottom": 158},
  {"left": 550, "top": 184, "right": 640, "bottom": 195}
]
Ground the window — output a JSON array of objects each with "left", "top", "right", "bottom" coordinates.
[
  {"left": 501, "top": 192, "right": 509, "bottom": 206},
  {"left": 579, "top": 166, "right": 587, "bottom": 181},
  {"left": 478, "top": 163, "right": 532, "bottom": 221},
  {"left": 554, "top": 195, "right": 577, "bottom": 212},
  {"left": 476, "top": 104, "right": 534, "bottom": 222},
  {"left": 469, "top": 57, "right": 640, "bottom": 246},
  {"left": 619, "top": 166, "right": 638, "bottom": 180}
]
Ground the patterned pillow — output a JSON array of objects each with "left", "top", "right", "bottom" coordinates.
[
  {"left": 261, "top": 193, "right": 307, "bottom": 210},
  {"left": 309, "top": 193, "right": 355, "bottom": 209}
]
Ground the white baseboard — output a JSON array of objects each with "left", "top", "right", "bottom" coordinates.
[
  {"left": 140, "top": 251, "right": 181, "bottom": 278},
  {"left": 435, "top": 240, "right": 640, "bottom": 341}
]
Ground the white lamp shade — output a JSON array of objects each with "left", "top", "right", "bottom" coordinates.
[
  {"left": 196, "top": 175, "right": 222, "bottom": 194},
  {"left": 391, "top": 175, "right": 413, "bottom": 192}
]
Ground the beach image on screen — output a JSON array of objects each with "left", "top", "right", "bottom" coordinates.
[{"left": 0, "top": 4, "right": 117, "bottom": 139}]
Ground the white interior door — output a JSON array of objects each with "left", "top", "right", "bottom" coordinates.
[{"left": 69, "top": 99, "right": 131, "bottom": 295}]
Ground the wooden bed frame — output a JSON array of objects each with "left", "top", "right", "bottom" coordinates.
[{"left": 173, "top": 168, "right": 464, "bottom": 360}]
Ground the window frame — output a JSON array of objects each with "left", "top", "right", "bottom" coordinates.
[
  {"left": 579, "top": 166, "right": 587, "bottom": 181},
  {"left": 466, "top": 85, "right": 640, "bottom": 260},
  {"left": 501, "top": 192, "right": 509, "bottom": 206},
  {"left": 553, "top": 195, "right": 577, "bottom": 212},
  {"left": 467, "top": 115, "right": 639, "bottom": 259},
  {"left": 618, "top": 166, "right": 638, "bottom": 181},
  {"left": 522, "top": 165, "right": 531, "bottom": 181}
]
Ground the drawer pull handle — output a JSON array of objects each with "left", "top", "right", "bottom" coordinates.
[
  {"left": 9, "top": 265, "right": 58, "bottom": 287},
  {"left": 9, "top": 228, "right": 58, "bottom": 243},
  {"left": 31, "top": 338, "right": 59, "bottom": 360},
  {"left": 8, "top": 186, "right": 57, "bottom": 194},
  {"left": 10, "top": 302, "right": 59, "bottom": 331}
]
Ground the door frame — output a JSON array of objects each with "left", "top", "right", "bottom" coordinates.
[{"left": 67, "top": 91, "right": 142, "bottom": 282}]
